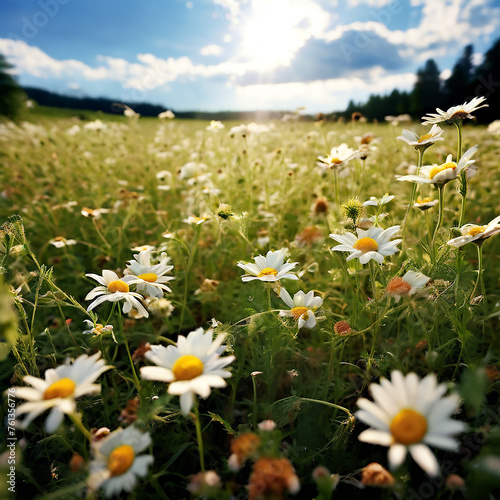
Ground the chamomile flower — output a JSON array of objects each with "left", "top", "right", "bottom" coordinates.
[
  {"left": 87, "top": 426, "right": 154, "bottom": 497},
  {"left": 85, "top": 270, "right": 148, "bottom": 318},
  {"left": 14, "top": 353, "right": 112, "bottom": 432},
  {"left": 126, "top": 249, "right": 174, "bottom": 298},
  {"left": 421, "top": 97, "right": 488, "bottom": 125},
  {"left": 397, "top": 125, "right": 444, "bottom": 149},
  {"left": 330, "top": 226, "right": 402, "bottom": 265},
  {"left": 356, "top": 371, "right": 466, "bottom": 476},
  {"left": 83, "top": 319, "right": 114, "bottom": 336},
  {"left": 158, "top": 109, "right": 175, "bottom": 119},
  {"left": 279, "top": 289, "right": 323, "bottom": 329},
  {"left": 140, "top": 328, "right": 235, "bottom": 415},
  {"left": 447, "top": 215, "right": 500, "bottom": 247},
  {"left": 363, "top": 194, "right": 395, "bottom": 207},
  {"left": 397, "top": 146, "right": 478, "bottom": 186},
  {"left": 237, "top": 248, "right": 299, "bottom": 282},
  {"left": 206, "top": 120, "right": 225, "bottom": 131},
  {"left": 386, "top": 271, "right": 431, "bottom": 303},
  {"left": 413, "top": 197, "right": 439, "bottom": 211},
  {"left": 317, "top": 144, "right": 357, "bottom": 170}
]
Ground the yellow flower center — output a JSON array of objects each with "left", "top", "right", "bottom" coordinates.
[
  {"left": 429, "top": 162, "right": 456, "bottom": 180},
  {"left": 258, "top": 267, "right": 278, "bottom": 277},
  {"left": 107, "top": 280, "right": 129, "bottom": 293},
  {"left": 172, "top": 355, "right": 204, "bottom": 381},
  {"left": 416, "top": 197, "right": 431, "bottom": 204},
  {"left": 290, "top": 306, "right": 309, "bottom": 321},
  {"left": 353, "top": 237, "right": 379, "bottom": 253},
  {"left": 390, "top": 409, "right": 427, "bottom": 445},
  {"left": 465, "top": 226, "right": 485, "bottom": 237},
  {"left": 94, "top": 323, "right": 105, "bottom": 334},
  {"left": 108, "top": 445, "right": 135, "bottom": 477},
  {"left": 329, "top": 157, "right": 342, "bottom": 164},
  {"left": 43, "top": 378, "right": 76, "bottom": 400},
  {"left": 418, "top": 133, "right": 432, "bottom": 143},
  {"left": 138, "top": 273, "right": 158, "bottom": 283}
]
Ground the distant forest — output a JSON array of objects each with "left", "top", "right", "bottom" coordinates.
[
  {"left": 2, "top": 37, "right": 500, "bottom": 123},
  {"left": 338, "top": 38, "right": 500, "bottom": 123}
]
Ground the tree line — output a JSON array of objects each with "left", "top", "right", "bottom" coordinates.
[{"left": 339, "top": 38, "right": 500, "bottom": 123}]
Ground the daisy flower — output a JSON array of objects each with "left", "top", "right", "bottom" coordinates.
[
  {"left": 237, "top": 249, "right": 299, "bottom": 282},
  {"left": 83, "top": 319, "right": 114, "bottom": 336},
  {"left": 356, "top": 371, "right": 466, "bottom": 476},
  {"left": 85, "top": 270, "right": 148, "bottom": 318},
  {"left": 447, "top": 215, "right": 500, "bottom": 248},
  {"left": 386, "top": 271, "right": 431, "bottom": 303},
  {"left": 87, "top": 426, "right": 154, "bottom": 497},
  {"left": 279, "top": 289, "right": 323, "bottom": 329},
  {"left": 14, "top": 353, "right": 112, "bottom": 432},
  {"left": 206, "top": 120, "right": 225, "bottom": 131},
  {"left": 413, "top": 197, "right": 439, "bottom": 211},
  {"left": 126, "top": 249, "right": 174, "bottom": 298},
  {"left": 397, "top": 146, "right": 478, "bottom": 186},
  {"left": 363, "top": 194, "right": 395, "bottom": 207},
  {"left": 421, "top": 96, "right": 488, "bottom": 125},
  {"left": 330, "top": 226, "right": 402, "bottom": 265},
  {"left": 49, "top": 236, "right": 77, "bottom": 248},
  {"left": 397, "top": 124, "right": 444, "bottom": 149},
  {"left": 317, "top": 144, "right": 357, "bottom": 170},
  {"left": 158, "top": 109, "right": 175, "bottom": 119},
  {"left": 140, "top": 328, "right": 235, "bottom": 415}
]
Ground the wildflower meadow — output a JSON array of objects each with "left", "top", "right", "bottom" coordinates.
[{"left": 1, "top": 101, "right": 500, "bottom": 499}]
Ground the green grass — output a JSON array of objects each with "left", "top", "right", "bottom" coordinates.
[{"left": 1, "top": 108, "right": 499, "bottom": 499}]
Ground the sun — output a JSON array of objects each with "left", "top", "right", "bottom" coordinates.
[{"left": 239, "top": 0, "right": 309, "bottom": 71}]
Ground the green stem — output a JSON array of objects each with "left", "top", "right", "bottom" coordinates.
[
  {"left": 69, "top": 413, "right": 92, "bottom": 442},
  {"left": 470, "top": 243, "right": 484, "bottom": 301},
  {"left": 179, "top": 226, "right": 201, "bottom": 332},
  {"left": 118, "top": 308, "right": 142, "bottom": 394},
  {"left": 298, "top": 397, "right": 353, "bottom": 419},
  {"left": 193, "top": 402, "right": 205, "bottom": 472},
  {"left": 266, "top": 285, "right": 272, "bottom": 312},
  {"left": 402, "top": 148, "right": 424, "bottom": 238},
  {"left": 333, "top": 169, "right": 339, "bottom": 208},
  {"left": 252, "top": 375, "right": 259, "bottom": 430},
  {"left": 431, "top": 184, "right": 445, "bottom": 262}
]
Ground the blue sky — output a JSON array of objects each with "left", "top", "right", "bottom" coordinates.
[{"left": 1, "top": 0, "right": 499, "bottom": 113}]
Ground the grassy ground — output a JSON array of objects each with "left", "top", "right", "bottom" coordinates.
[{"left": 1, "top": 107, "right": 499, "bottom": 499}]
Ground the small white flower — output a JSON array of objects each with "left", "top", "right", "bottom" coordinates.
[
  {"left": 183, "top": 215, "right": 211, "bottom": 225},
  {"left": 49, "top": 237, "right": 77, "bottom": 248},
  {"left": 279, "top": 289, "right": 323, "bottom": 329},
  {"left": 126, "top": 249, "right": 174, "bottom": 298},
  {"left": 83, "top": 319, "right": 114, "bottom": 336},
  {"left": 87, "top": 426, "right": 154, "bottom": 497},
  {"left": 413, "top": 197, "right": 439, "bottom": 211},
  {"left": 140, "top": 328, "right": 235, "bottom": 415},
  {"left": 83, "top": 119, "right": 107, "bottom": 131},
  {"left": 158, "top": 110, "right": 175, "bottom": 119},
  {"left": 363, "top": 194, "right": 395, "bottom": 207},
  {"left": 421, "top": 97, "right": 488, "bottom": 125},
  {"left": 206, "top": 120, "right": 225, "bottom": 131},
  {"left": 386, "top": 271, "right": 431, "bottom": 303},
  {"left": 397, "top": 146, "right": 478, "bottom": 186},
  {"left": 357, "top": 371, "right": 466, "bottom": 476},
  {"left": 330, "top": 226, "right": 402, "bottom": 265},
  {"left": 447, "top": 215, "right": 500, "bottom": 248},
  {"left": 85, "top": 270, "right": 148, "bottom": 318},
  {"left": 397, "top": 125, "right": 444, "bottom": 149},
  {"left": 14, "top": 353, "right": 112, "bottom": 432},
  {"left": 237, "top": 249, "right": 299, "bottom": 282},
  {"left": 317, "top": 144, "right": 357, "bottom": 170}
]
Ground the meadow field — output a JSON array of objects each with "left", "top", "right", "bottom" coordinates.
[{"left": 1, "top": 106, "right": 500, "bottom": 499}]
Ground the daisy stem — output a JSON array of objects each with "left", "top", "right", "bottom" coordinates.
[
  {"left": 118, "top": 308, "right": 142, "bottom": 395},
  {"left": 470, "top": 243, "right": 484, "bottom": 301},
  {"left": 431, "top": 185, "right": 445, "bottom": 262},
  {"left": 333, "top": 169, "right": 339, "bottom": 207},
  {"left": 298, "top": 397, "right": 353, "bottom": 419},
  {"left": 402, "top": 148, "right": 423, "bottom": 238},
  {"left": 193, "top": 401, "right": 205, "bottom": 472},
  {"left": 179, "top": 225, "right": 201, "bottom": 332},
  {"left": 69, "top": 413, "right": 92, "bottom": 443},
  {"left": 252, "top": 374, "right": 259, "bottom": 430},
  {"left": 267, "top": 285, "right": 272, "bottom": 312}
]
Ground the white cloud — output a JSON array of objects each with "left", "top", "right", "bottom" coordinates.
[{"left": 200, "top": 44, "right": 223, "bottom": 56}]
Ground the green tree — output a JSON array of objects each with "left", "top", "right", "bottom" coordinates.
[
  {"left": 0, "top": 54, "right": 26, "bottom": 120},
  {"left": 444, "top": 44, "right": 474, "bottom": 107},
  {"left": 410, "top": 59, "right": 442, "bottom": 118}
]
